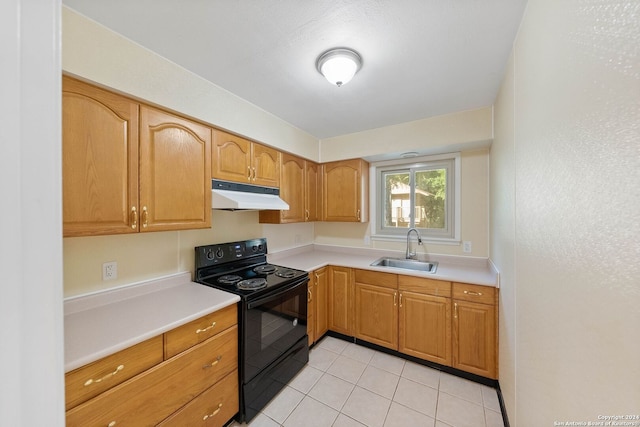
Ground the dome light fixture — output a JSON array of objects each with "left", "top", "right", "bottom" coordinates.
[{"left": 316, "top": 48, "right": 362, "bottom": 87}]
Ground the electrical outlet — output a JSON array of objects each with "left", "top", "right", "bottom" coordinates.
[
  {"left": 102, "top": 261, "right": 117, "bottom": 281},
  {"left": 463, "top": 241, "right": 472, "bottom": 253}
]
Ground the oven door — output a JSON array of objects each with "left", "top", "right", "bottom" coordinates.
[{"left": 242, "top": 277, "right": 308, "bottom": 383}]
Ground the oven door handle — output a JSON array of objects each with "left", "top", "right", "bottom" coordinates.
[{"left": 247, "top": 279, "right": 308, "bottom": 310}]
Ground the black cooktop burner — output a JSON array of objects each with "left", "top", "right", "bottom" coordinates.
[
  {"left": 237, "top": 278, "right": 267, "bottom": 290},
  {"left": 218, "top": 274, "right": 242, "bottom": 285},
  {"left": 275, "top": 269, "right": 296, "bottom": 278},
  {"left": 254, "top": 265, "right": 277, "bottom": 274}
]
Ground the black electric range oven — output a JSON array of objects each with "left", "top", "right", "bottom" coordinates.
[{"left": 195, "top": 238, "right": 309, "bottom": 423}]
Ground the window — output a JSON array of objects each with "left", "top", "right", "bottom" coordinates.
[{"left": 372, "top": 153, "right": 460, "bottom": 242}]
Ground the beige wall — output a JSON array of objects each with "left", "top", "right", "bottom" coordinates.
[
  {"left": 491, "top": 1, "right": 640, "bottom": 425},
  {"left": 320, "top": 107, "right": 492, "bottom": 162},
  {"left": 62, "top": 7, "right": 318, "bottom": 161}
]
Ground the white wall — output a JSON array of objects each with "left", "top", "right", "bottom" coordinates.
[
  {"left": 0, "top": 0, "right": 64, "bottom": 425},
  {"left": 491, "top": 1, "right": 640, "bottom": 425}
]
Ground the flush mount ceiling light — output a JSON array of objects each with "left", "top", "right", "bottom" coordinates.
[{"left": 316, "top": 48, "right": 362, "bottom": 87}]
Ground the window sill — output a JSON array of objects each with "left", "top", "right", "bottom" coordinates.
[{"left": 370, "top": 234, "right": 460, "bottom": 246}]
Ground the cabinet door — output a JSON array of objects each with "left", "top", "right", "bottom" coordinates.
[
  {"left": 307, "top": 276, "right": 315, "bottom": 346},
  {"left": 327, "top": 266, "right": 353, "bottom": 336},
  {"left": 252, "top": 143, "right": 281, "bottom": 187},
  {"left": 279, "top": 153, "right": 305, "bottom": 222},
  {"left": 355, "top": 283, "right": 398, "bottom": 350},
  {"left": 62, "top": 76, "right": 139, "bottom": 237},
  {"left": 322, "top": 159, "right": 368, "bottom": 222},
  {"left": 399, "top": 291, "right": 451, "bottom": 366},
  {"left": 452, "top": 300, "right": 496, "bottom": 378},
  {"left": 139, "top": 106, "right": 211, "bottom": 232},
  {"left": 212, "top": 129, "right": 252, "bottom": 183},
  {"left": 314, "top": 267, "right": 329, "bottom": 339},
  {"left": 305, "top": 161, "right": 321, "bottom": 222}
]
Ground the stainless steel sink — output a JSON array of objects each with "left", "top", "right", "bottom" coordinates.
[{"left": 370, "top": 257, "right": 438, "bottom": 273}]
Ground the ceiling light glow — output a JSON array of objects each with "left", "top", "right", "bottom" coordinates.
[{"left": 316, "top": 48, "right": 362, "bottom": 87}]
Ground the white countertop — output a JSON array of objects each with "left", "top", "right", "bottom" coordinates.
[
  {"left": 268, "top": 244, "right": 499, "bottom": 287},
  {"left": 64, "top": 272, "right": 239, "bottom": 372}
]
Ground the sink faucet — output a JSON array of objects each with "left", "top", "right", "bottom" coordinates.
[{"left": 406, "top": 228, "right": 423, "bottom": 259}]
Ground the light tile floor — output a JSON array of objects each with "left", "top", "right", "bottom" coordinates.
[{"left": 231, "top": 336, "right": 505, "bottom": 427}]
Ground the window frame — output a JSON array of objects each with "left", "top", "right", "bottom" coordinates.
[{"left": 370, "top": 152, "right": 461, "bottom": 243}]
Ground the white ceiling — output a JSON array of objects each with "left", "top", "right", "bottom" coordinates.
[{"left": 62, "top": 0, "right": 527, "bottom": 139}]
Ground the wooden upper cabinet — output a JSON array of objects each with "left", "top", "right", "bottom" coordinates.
[
  {"left": 322, "top": 158, "right": 369, "bottom": 222},
  {"left": 62, "top": 76, "right": 139, "bottom": 237},
  {"left": 212, "top": 130, "right": 252, "bottom": 183},
  {"left": 252, "top": 143, "right": 280, "bottom": 187},
  {"left": 139, "top": 106, "right": 211, "bottom": 232},
  {"left": 259, "top": 153, "right": 305, "bottom": 224},
  {"left": 305, "top": 161, "right": 321, "bottom": 222},
  {"left": 212, "top": 129, "right": 280, "bottom": 187},
  {"left": 62, "top": 77, "right": 212, "bottom": 237}
]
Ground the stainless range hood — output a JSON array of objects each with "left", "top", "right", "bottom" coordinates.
[{"left": 211, "top": 179, "right": 289, "bottom": 211}]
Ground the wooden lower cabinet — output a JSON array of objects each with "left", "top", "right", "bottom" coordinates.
[
  {"left": 327, "top": 266, "right": 354, "bottom": 336},
  {"left": 337, "top": 269, "right": 498, "bottom": 380},
  {"left": 354, "top": 269, "right": 398, "bottom": 350},
  {"left": 399, "top": 291, "right": 451, "bottom": 365},
  {"left": 65, "top": 305, "right": 239, "bottom": 426},
  {"left": 452, "top": 283, "right": 498, "bottom": 379},
  {"left": 157, "top": 370, "right": 239, "bottom": 427},
  {"left": 308, "top": 266, "right": 331, "bottom": 347},
  {"left": 314, "top": 267, "right": 329, "bottom": 341}
]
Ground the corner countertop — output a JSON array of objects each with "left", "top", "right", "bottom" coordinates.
[
  {"left": 268, "top": 244, "right": 499, "bottom": 287},
  {"left": 64, "top": 272, "right": 239, "bottom": 372}
]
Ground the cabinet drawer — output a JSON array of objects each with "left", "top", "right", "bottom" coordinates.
[
  {"left": 399, "top": 276, "right": 451, "bottom": 297},
  {"left": 66, "top": 326, "right": 238, "bottom": 427},
  {"left": 158, "top": 370, "right": 239, "bottom": 427},
  {"left": 65, "top": 335, "right": 163, "bottom": 410},
  {"left": 452, "top": 282, "right": 496, "bottom": 305},
  {"left": 165, "top": 303, "right": 237, "bottom": 359},
  {"left": 355, "top": 269, "right": 397, "bottom": 289}
]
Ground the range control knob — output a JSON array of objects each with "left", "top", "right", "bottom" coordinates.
[
  {"left": 252, "top": 245, "right": 258, "bottom": 252},
  {"left": 258, "top": 244, "right": 264, "bottom": 251},
  {"left": 215, "top": 248, "right": 224, "bottom": 259},
  {"left": 205, "top": 249, "right": 215, "bottom": 260}
]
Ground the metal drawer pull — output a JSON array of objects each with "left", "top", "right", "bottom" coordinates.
[
  {"left": 130, "top": 206, "right": 137, "bottom": 229},
  {"left": 399, "top": 293, "right": 403, "bottom": 308},
  {"left": 393, "top": 291, "right": 397, "bottom": 306},
  {"left": 83, "top": 364, "right": 124, "bottom": 386},
  {"left": 141, "top": 206, "right": 148, "bottom": 228},
  {"left": 464, "top": 290, "right": 483, "bottom": 296},
  {"left": 203, "top": 403, "right": 223, "bottom": 420},
  {"left": 108, "top": 421, "right": 116, "bottom": 427},
  {"left": 196, "top": 321, "right": 216, "bottom": 334},
  {"left": 203, "top": 355, "right": 222, "bottom": 369},
  {"left": 308, "top": 289, "right": 312, "bottom": 303},
  {"left": 454, "top": 302, "right": 458, "bottom": 319}
]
